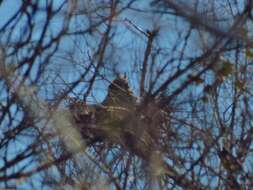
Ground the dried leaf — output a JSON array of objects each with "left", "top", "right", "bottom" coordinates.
[
  {"left": 246, "top": 49, "right": 253, "bottom": 59},
  {"left": 218, "top": 60, "right": 233, "bottom": 77},
  {"left": 235, "top": 80, "right": 244, "bottom": 90}
]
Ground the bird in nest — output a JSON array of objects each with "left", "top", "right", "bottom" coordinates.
[{"left": 68, "top": 74, "right": 136, "bottom": 126}]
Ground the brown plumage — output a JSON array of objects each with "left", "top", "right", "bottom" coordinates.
[{"left": 102, "top": 75, "right": 135, "bottom": 108}]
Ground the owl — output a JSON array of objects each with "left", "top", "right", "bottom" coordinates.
[
  {"left": 94, "top": 75, "right": 137, "bottom": 126},
  {"left": 68, "top": 75, "right": 137, "bottom": 140},
  {"left": 102, "top": 75, "right": 135, "bottom": 108}
]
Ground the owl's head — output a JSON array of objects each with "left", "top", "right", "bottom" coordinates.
[
  {"left": 103, "top": 74, "right": 136, "bottom": 108},
  {"left": 108, "top": 74, "right": 130, "bottom": 93}
]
